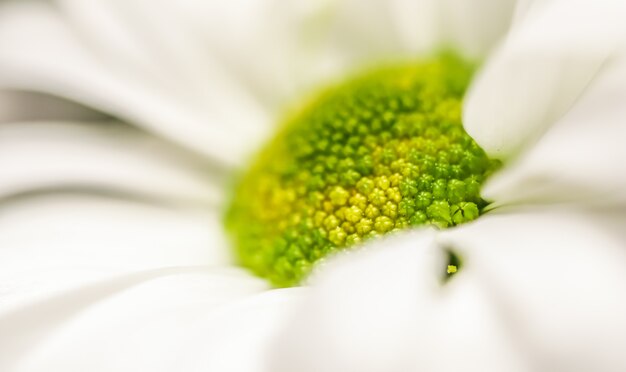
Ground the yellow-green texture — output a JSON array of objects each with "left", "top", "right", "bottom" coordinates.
[{"left": 226, "top": 55, "right": 499, "bottom": 287}]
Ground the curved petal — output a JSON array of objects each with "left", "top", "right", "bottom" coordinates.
[
  {"left": 271, "top": 230, "right": 529, "bottom": 372},
  {"left": 0, "top": 1, "right": 270, "bottom": 167},
  {"left": 0, "top": 194, "right": 233, "bottom": 278},
  {"left": 481, "top": 51, "right": 626, "bottom": 209},
  {"left": 0, "top": 120, "right": 223, "bottom": 205},
  {"left": 271, "top": 208, "right": 626, "bottom": 371},
  {"left": 439, "top": 209, "right": 626, "bottom": 372},
  {"left": 0, "top": 0, "right": 517, "bottom": 170},
  {"left": 464, "top": 0, "right": 626, "bottom": 159},
  {"left": 0, "top": 266, "right": 297, "bottom": 372}
]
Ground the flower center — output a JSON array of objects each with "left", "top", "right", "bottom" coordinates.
[{"left": 225, "top": 54, "right": 498, "bottom": 287}]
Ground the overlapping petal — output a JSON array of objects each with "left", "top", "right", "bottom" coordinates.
[
  {"left": 271, "top": 209, "right": 626, "bottom": 371},
  {"left": 465, "top": 0, "right": 626, "bottom": 208},
  {"left": 0, "top": 267, "right": 301, "bottom": 372},
  {"left": 270, "top": 230, "right": 528, "bottom": 372},
  {"left": 193, "top": 0, "right": 516, "bottom": 111},
  {"left": 0, "top": 120, "right": 223, "bottom": 205},
  {"left": 0, "top": 0, "right": 517, "bottom": 167},
  {"left": 0, "top": 1, "right": 270, "bottom": 167},
  {"left": 481, "top": 53, "right": 626, "bottom": 208},
  {"left": 464, "top": 0, "right": 626, "bottom": 159},
  {"left": 440, "top": 208, "right": 626, "bottom": 372}
]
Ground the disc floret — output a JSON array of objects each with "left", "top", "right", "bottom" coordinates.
[{"left": 226, "top": 55, "right": 499, "bottom": 287}]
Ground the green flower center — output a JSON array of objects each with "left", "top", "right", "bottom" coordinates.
[{"left": 225, "top": 54, "right": 498, "bottom": 287}]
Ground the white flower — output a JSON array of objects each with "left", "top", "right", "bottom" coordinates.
[{"left": 0, "top": 1, "right": 624, "bottom": 372}]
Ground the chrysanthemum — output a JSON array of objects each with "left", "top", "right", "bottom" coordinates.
[{"left": 1, "top": 1, "right": 625, "bottom": 371}]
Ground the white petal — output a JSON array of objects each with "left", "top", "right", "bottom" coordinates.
[
  {"left": 464, "top": 0, "right": 626, "bottom": 158},
  {"left": 439, "top": 209, "right": 626, "bottom": 372},
  {"left": 0, "top": 120, "right": 222, "bottom": 205},
  {"left": 437, "top": 0, "right": 517, "bottom": 59},
  {"left": 271, "top": 230, "right": 529, "bottom": 372},
  {"left": 0, "top": 0, "right": 516, "bottom": 170},
  {"left": 195, "top": 0, "right": 515, "bottom": 113},
  {"left": 1, "top": 266, "right": 126, "bottom": 317},
  {"left": 482, "top": 49, "right": 626, "bottom": 208},
  {"left": 173, "top": 288, "right": 305, "bottom": 372},
  {"left": 178, "top": 0, "right": 408, "bottom": 111},
  {"left": 0, "top": 1, "right": 270, "bottom": 167},
  {"left": 321, "top": 0, "right": 436, "bottom": 62},
  {"left": 0, "top": 194, "right": 233, "bottom": 279},
  {"left": 170, "top": 0, "right": 335, "bottom": 111},
  {"left": 272, "top": 208, "right": 626, "bottom": 371},
  {"left": 0, "top": 267, "right": 300, "bottom": 372}
]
